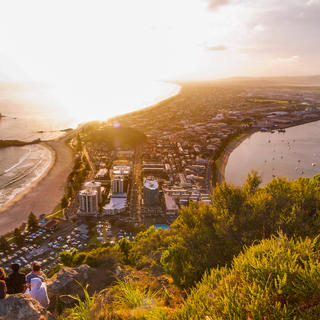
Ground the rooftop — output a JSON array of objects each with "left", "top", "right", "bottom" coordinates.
[{"left": 144, "top": 178, "right": 159, "bottom": 190}]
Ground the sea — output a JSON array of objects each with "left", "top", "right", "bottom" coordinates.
[
  {"left": 225, "top": 120, "right": 320, "bottom": 186},
  {"left": 0, "top": 81, "right": 180, "bottom": 209}
]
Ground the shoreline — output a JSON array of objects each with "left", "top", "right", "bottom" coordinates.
[
  {"left": 0, "top": 133, "right": 74, "bottom": 236},
  {"left": 215, "top": 117, "right": 320, "bottom": 185},
  {"left": 0, "top": 142, "right": 56, "bottom": 214},
  {"left": 216, "top": 132, "right": 253, "bottom": 184},
  {"left": 0, "top": 85, "right": 180, "bottom": 236}
]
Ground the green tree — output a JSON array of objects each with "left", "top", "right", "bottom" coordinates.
[
  {"left": 161, "top": 173, "right": 320, "bottom": 287},
  {"left": 27, "top": 212, "right": 38, "bottom": 231},
  {"left": 116, "top": 238, "right": 132, "bottom": 264},
  {"left": 0, "top": 236, "right": 9, "bottom": 252},
  {"left": 13, "top": 228, "right": 24, "bottom": 247},
  {"left": 61, "top": 196, "right": 68, "bottom": 209},
  {"left": 59, "top": 250, "right": 78, "bottom": 267}
]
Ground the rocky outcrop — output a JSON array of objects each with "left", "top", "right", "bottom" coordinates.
[
  {"left": 0, "top": 294, "right": 53, "bottom": 320},
  {"left": 47, "top": 264, "right": 92, "bottom": 307}
]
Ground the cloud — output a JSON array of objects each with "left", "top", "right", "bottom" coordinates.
[
  {"left": 207, "top": 45, "right": 228, "bottom": 51},
  {"left": 307, "top": 0, "right": 320, "bottom": 6},
  {"left": 272, "top": 55, "right": 301, "bottom": 64},
  {"left": 207, "top": 0, "right": 230, "bottom": 10},
  {"left": 253, "top": 24, "right": 265, "bottom": 32}
]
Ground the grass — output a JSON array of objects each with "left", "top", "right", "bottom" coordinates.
[
  {"left": 61, "top": 278, "right": 164, "bottom": 320},
  {"left": 46, "top": 203, "right": 64, "bottom": 219},
  {"left": 61, "top": 282, "right": 106, "bottom": 320},
  {"left": 113, "top": 279, "right": 160, "bottom": 309}
]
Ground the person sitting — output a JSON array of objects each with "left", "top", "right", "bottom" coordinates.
[
  {"left": 26, "top": 262, "right": 46, "bottom": 288},
  {"left": 6, "top": 263, "right": 26, "bottom": 294},
  {"left": 0, "top": 267, "right": 7, "bottom": 299},
  {"left": 26, "top": 277, "right": 50, "bottom": 308}
]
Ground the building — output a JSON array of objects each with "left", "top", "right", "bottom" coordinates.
[
  {"left": 95, "top": 168, "right": 108, "bottom": 185},
  {"left": 143, "top": 178, "right": 159, "bottom": 206},
  {"left": 84, "top": 181, "right": 102, "bottom": 203},
  {"left": 103, "top": 197, "right": 127, "bottom": 215},
  {"left": 112, "top": 176, "right": 124, "bottom": 194},
  {"left": 164, "top": 193, "right": 179, "bottom": 215},
  {"left": 111, "top": 165, "right": 131, "bottom": 177},
  {"left": 78, "top": 189, "right": 99, "bottom": 216}
]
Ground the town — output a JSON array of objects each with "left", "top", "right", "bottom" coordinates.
[{"left": 1, "top": 83, "right": 320, "bottom": 277}]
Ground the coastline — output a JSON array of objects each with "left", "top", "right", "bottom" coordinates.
[
  {"left": 216, "top": 132, "right": 253, "bottom": 184},
  {"left": 215, "top": 117, "right": 320, "bottom": 186},
  {"left": 0, "top": 84, "right": 180, "bottom": 235},
  {"left": 0, "top": 142, "right": 56, "bottom": 214},
  {"left": 0, "top": 133, "right": 74, "bottom": 235}
]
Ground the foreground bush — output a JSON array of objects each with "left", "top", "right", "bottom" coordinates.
[
  {"left": 175, "top": 234, "right": 320, "bottom": 320},
  {"left": 161, "top": 173, "right": 320, "bottom": 287}
]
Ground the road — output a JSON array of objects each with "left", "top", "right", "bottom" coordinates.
[{"left": 129, "top": 146, "right": 142, "bottom": 223}]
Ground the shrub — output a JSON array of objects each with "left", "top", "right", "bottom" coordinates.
[{"left": 174, "top": 234, "right": 320, "bottom": 319}]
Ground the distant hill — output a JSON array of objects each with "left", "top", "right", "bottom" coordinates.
[
  {"left": 83, "top": 125, "right": 147, "bottom": 149},
  {"left": 178, "top": 75, "right": 320, "bottom": 88},
  {"left": 215, "top": 75, "right": 320, "bottom": 87}
]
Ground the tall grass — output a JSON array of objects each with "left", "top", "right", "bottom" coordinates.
[
  {"left": 61, "top": 281, "right": 106, "bottom": 320},
  {"left": 113, "top": 279, "right": 159, "bottom": 310}
]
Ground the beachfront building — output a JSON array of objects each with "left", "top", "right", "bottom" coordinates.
[
  {"left": 103, "top": 195, "right": 127, "bottom": 215},
  {"left": 112, "top": 176, "right": 124, "bottom": 194},
  {"left": 143, "top": 178, "right": 159, "bottom": 206},
  {"left": 84, "top": 181, "right": 102, "bottom": 203},
  {"left": 78, "top": 189, "right": 99, "bottom": 216}
]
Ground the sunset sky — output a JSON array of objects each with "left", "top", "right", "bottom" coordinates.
[{"left": 0, "top": 0, "right": 319, "bottom": 84}]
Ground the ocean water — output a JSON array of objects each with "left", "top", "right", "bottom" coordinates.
[
  {"left": 0, "top": 81, "right": 180, "bottom": 209},
  {"left": 225, "top": 120, "right": 320, "bottom": 186},
  {"left": 0, "top": 144, "right": 52, "bottom": 208}
]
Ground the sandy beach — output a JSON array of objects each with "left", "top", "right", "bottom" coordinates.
[
  {"left": 0, "top": 133, "right": 74, "bottom": 235},
  {"left": 216, "top": 132, "right": 253, "bottom": 184}
]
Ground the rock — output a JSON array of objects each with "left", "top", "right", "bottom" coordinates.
[
  {"left": 0, "top": 294, "right": 53, "bottom": 320},
  {"left": 47, "top": 264, "right": 92, "bottom": 307}
]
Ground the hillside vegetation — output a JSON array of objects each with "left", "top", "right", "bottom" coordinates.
[
  {"left": 81, "top": 123, "right": 147, "bottom": 149},
  {"left": 59, "top": 172, "right": 320, "bottom": 319}
]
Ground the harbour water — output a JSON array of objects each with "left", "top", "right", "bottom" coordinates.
[
  {"left": 0, "top": 81, "right": 180, "bottom": 208},
  {"left": 225, "top": 120, "right": 320, "bottom": 186}
]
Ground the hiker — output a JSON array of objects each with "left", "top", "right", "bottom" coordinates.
[
  {"left": 6, "top": 263, "right": 26, "bottom": 294},
  {"left": 26, "top": 277, "right": 50, "bottom": 308},
  {"left": 0, "top": 267, "right": 7, "bottom": 299},
  {"left": 26, "top": 262, "right": 47, "bottom": 289}
]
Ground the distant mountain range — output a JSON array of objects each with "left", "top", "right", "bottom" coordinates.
[{"left": 216, "top": 75, "right": 320, "bottom": 86}]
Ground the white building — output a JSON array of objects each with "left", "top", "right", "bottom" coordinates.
[
  {"left": 78, "top": 189, "right": 99, "bottom": 216},
  {"left": 143, "top": 178, "right": 159, "bottom": 206},
  {"left": 103, "top": 197, "right": 127, "bottom": 215},
  {"left": 111, "top": 165, "right": 130, "bottom": 177},
  {"left": 112, "top": 176, "right": 124, "bottom": 193},
  {"left": 84, "top": 181, "right": 102, "bottom": 203},
  {"left": 164, "top": 193, "right": 179, "bottom": 215}
]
